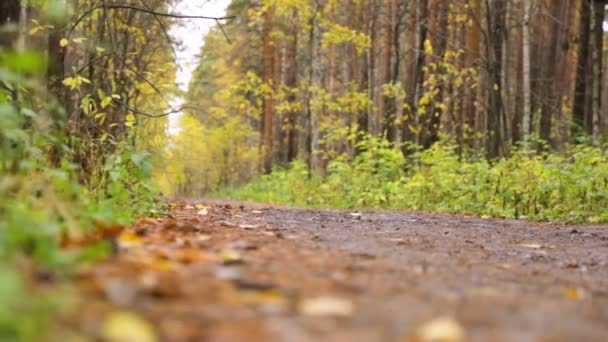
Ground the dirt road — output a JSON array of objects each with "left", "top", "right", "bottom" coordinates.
[{"left": 72, "top": 201, "right": 608, "bottom": 341}]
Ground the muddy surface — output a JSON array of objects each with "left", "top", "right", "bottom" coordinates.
[{"left": 72, "top": 200, "right": 608, "bottom": 341}]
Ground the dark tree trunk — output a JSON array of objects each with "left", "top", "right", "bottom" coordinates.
[
  {"left": 486, "top": 0, "right": 506, "bottom": 159},
  {"left": 572, "top": 1, "right": 591, "bottom": 138}
]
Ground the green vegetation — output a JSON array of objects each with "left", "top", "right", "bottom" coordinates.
[
  {"left": 221, "top": 136, "right": 608, "bottom": 223},
  {"left": 0, "top": 5, "right": 164, "bottom": 342}
]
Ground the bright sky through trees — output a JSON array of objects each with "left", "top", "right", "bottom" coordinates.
[{"left": 168, "top": 0, "right": 229, "bottom": 134}]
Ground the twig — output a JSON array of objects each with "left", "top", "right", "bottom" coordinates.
[
  {"left": 68, "top": 4, "right": 235, "bottom": 38},
  {"left": 215, "top": 19, "right": 232, "bottom": 44},
  {"left": 114, "top": 100, "right": 203, "bottom": 118}
]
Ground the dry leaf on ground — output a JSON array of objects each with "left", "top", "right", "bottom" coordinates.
[
  {"left": 299, "top": 296, "right": 355, "bottom": 317},
  {"left": 406, "top": 316, "right": 465, "bottom": 342},
  {"left": 102, "top": 311, "right": 158, "bottom": 342}
]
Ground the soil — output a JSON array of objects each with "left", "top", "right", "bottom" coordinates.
[{"left": 70, "top": 200, "right": 608, "bottom": 342}]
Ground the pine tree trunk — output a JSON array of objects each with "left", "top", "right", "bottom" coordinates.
[
  {"left": 262, "top": 7, "right": 275, "bottom": 173},
  {"left": 589, "top": 0, "right": 605, "bottom": 143},
  {"left": 521, "top": 0, "right": 532, "bottom": 139},
  {"left": 486, "top": 0, "right": 506, "bottom": 159}
]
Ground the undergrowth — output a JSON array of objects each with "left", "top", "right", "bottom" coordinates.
[
  {"left": 220, "top": 136, "right": 608, "bottom": 223},
  {"left": 1, "top": 51, "right": 160, "bottom": 340}
]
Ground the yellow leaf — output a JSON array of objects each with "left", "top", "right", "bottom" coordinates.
[
  {"left": 409, "top": 317, "right": 466, "bottom": 342},
  {"left": 299, "top": 296, "right": 354, "bottom": 317},
  {"left": 101, "top": 96, "right": 113, "bottom": 108},
  {"left": 60, "top": 38, "right": 69, "bottom": 47},
  {"left": 562, "top": 287, "right": 585, "bottom": 301},
  {"left": 219, "top": 251, "right": 242, "bottom": 264},
  {"left": 102, "top": 311, "right": 157, "bottom": 342},
  {"left": 117, "top": 232, "right": 143, "bottom": 248}
]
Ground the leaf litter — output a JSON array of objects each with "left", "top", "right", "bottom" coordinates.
[{"left": 68, "top": 201, "right": 608, "bottom": 341}]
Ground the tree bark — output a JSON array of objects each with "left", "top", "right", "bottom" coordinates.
[
  {"left": 486, "top": 0, "right": 506, "bottom": 159},
  {"left": 262, "top": 6, "right": 275, "bottom": 173},
  {"left": 572, "top": 0, "right": 591, "bottom": 138},
  {"left": 521, "top": 0, "right": 532, "bottom": 139},
  {"left": 589, "top": 0, "right": 605, "bottom": 143}
]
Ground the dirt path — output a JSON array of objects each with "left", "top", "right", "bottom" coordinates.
[{"left": 71, "top": 201, "right": 608, "bottom": 342}]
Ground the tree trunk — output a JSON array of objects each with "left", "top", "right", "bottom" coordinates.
[
  {"left": 589, "top": 0, "right": 605, "bottom": 143},
  {"left": 262, "top": 6, "right": 275, "bottom": 173},
  {"left": 306, "top": 3, "right": 324, "bottom": 173},
  {"left": 521, "top": 0, "right": 532, "bottom": 139},
  {"left": 572, "top": 0, "right": 591, "bottom": 139},
  {"left": 486, "top": 0, "right": 506, "bottom": 159},
  {"left": 285, "top": 11, "right": 299, "bottom": 163},
  {"left": 0, "top": 0, "right": 21, "bottom": 48},
  {"left": 403, "top": 0, "right": 429, "bottom": 148},
  {"left": 382, "top": 0, "right": 396, "bottom": 142}
]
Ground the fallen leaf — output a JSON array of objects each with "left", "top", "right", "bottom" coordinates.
[
  {"left": 408, "top": 317, "right": 465, "bottom": 342},
  {"left": 173, "top": 248, "right": 217, "bottom": 264},
  {"left": 219, "top": 251, "right": 244, "bottom": 265},
  {"left": 299, "top": 296, "right": 355, "bottom": 317},
  {"left": 215, "top": 266, "right": 242, "bottom": 280},
  {"left": 117, "top": 232, "right": 143, "bottom": 248},
  {"left": 194, "top": 203, "right": 208, "bottom": 209},
  {"left": 136, "top": 217, "right": 159, "bottom": 226},
  {"left": 197, "top": 234, "right": 212, "bottom": 241},
  {"left": 238, "top": 224, "right": 257, "bottom": 230},
  {"left": 517, "top": 243, "right": 542, "bottom": 249},
  {"left": 102, "top": 311, "right": 157, "bottom": 342},
  {"left": 562, "top": 287, "right": 585, "bottom": 300},
  {"left": 496, "top": 263, "right": 512, "bottom": 270},
  {"left": 238, "top": 289, "right": 285, "bottom": 306}
]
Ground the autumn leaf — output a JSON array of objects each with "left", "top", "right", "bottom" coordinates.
[
  {"left": 117, "top": 231, "right": 143, "bottom": 248},
  {"left": 219, "top": 251, "right": 244, "bottom": 265},
  {"left": 299, "top": 296, "right": 355, "bottom": 317},
  {"left": 562, "top": 287, "right": 585, "bottom": 301},
  {"left": 406, "top": 317, "right": 466, "bottom": 342},
  {"left": 517, "top": 243, "right": 542, "bottom": 249},
  {"left": 102, "top": 311, "right": 158, "bottom": 342}
]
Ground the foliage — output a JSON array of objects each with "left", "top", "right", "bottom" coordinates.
[
  {"left": 0, "top": 4, "right": 166, "bottom": 338},
  {"left": 221, "top": 136, "right": 608, "bottom": 223}
]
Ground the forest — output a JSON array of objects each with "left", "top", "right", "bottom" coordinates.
[
  {"left": 0, "top": 0, "right": 607, "bottom": 340},
  {"left": 171, "top": 0, "right": 608, "bottom": 221}
]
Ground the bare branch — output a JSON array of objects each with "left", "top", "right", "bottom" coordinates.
[
  {"left": 69, "top": 4, "right": 235, "bottom": 38},
  {"left": 114, "top": 100, "right": 204, "bottom": 118}
]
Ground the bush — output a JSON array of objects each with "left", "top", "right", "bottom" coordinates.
[
  {"left": 222, "top": 136, "right": 608, "bottom": 223},
  {"left": 0, "top": 50, "right": 161, "bottom": 340}
]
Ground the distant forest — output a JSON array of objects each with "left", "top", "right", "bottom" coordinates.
[{"left": 174, "top": 0, "right": 608, "bottom": 193}]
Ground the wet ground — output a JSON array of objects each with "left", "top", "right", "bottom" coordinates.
[{"left": 71, "top": 200, "right": 608, "bottom": 341}]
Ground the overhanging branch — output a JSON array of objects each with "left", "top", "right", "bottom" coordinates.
[{"left": 68, "top": 4, "right": 236, "bottom": 39}]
